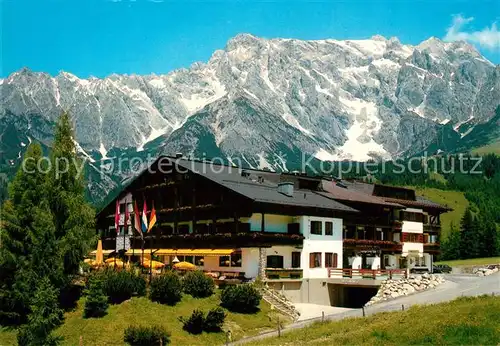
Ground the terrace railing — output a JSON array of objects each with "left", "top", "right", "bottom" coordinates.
[{"left": 327, "top": 268, "right": 408, "bottom": 280}]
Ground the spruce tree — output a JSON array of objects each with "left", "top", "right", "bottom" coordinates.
[
  {"left": 17, "top": 277, "right": 64, "bottom": 346},
  {"left": 459, "top": 208, "right": 480, "bottom": 259},
  {"left": 0, "top": 143, "right": 48, "bottom": 325},
  {"left": 45, "top": 111, "right": 95, "bottom": 277},
  {"left": 477, "top": 213, "right": 499, "bottom": 258},
  {"left": 440, "top": 223, "right": 461, "bottom": 260}
]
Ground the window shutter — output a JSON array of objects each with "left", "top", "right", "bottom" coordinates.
[
  {"left": 417, "top": 234, "right": 424, "bottom": 243},
  {"left": 309, "top": 253, "right": 314, "bottom": 268},
  {"left": 402, "top": 233, "right": 408, "bottom": 242},
  {"left": 333, "top": 253, "right": 338, "bottom": 268}
]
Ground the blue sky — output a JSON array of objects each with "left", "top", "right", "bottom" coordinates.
[{"left": 2, "top": 0, "right": 499, "bottom": 78}]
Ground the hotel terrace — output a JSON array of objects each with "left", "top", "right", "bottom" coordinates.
[{"left": 95, "top": 155, "right": 451, "bottom": 303}]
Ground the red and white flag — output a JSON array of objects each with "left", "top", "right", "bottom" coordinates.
[{"left": 114, "top": 199, "right": 120, "bottom": 234}]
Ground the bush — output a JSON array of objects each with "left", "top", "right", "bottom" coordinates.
[
  {"left": 83, "top": 276, "right": 108, "bottom": 318},
  {"left": 220, "top": 284, "right": 261, "bottom": 313},
  {"left": 204, "top": 307, "right": 226, "bottom": 332},
  {"left": 179, "top": 309, "right": 205, "bottom": 334},
  {"left": 150, "top": 271, "right": 182, "bottom": 306},
  {"left": 124, "top": 325, "right": 170, "bottom": 346},
  {"left": 96, "top": 269, "right": 146, "bottom": 304},
  {"left": 183, "top": 271, "right": 215, "bottom": 298}
]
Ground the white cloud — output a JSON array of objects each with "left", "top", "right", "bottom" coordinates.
[{"left": 444, "top": 14, "right": 500, "bottom": 50}]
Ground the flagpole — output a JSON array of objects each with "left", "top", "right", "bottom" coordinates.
[
  {"left": 149, "top": 229, "right": 153, "bottom": 284},
  {"left": 123, "top": 223, "right": 126, "bottom": 270}
]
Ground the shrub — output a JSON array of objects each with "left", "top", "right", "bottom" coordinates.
[
  {"left": 83, "top": 276, "right": 108, "bottom": 318},
  {"left": 96, "top": 269, "right": 146, "bottom": 304},
  {"left": 220, "top": 284, "right": 261, "bottom": 313},
  {"left": 124, "top": 325, "right": 170, "bottom": 346},
  {"left": 183, "top": 271, "right": 215, "bottom": 298},
  {"left": 150, "top": 271, "right": 182, "bottom": 306},
  {"left": 179, "top": 309, "right": 205, "bottom": 335},
  {"left": 204, "top": 307, "right": 226, "bottom": 332}
]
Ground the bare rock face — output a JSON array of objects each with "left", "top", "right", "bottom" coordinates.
[{"left": 1, "top": 34, "right": 498, "bottom": 203}]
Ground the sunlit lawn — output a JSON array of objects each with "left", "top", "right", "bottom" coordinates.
[
  {"left": 435, "top": 257, "right": 500, "bottom": 267},
  {"left": 0, "top": 291, "right": 287, "bottom": 346},
  {"left": 413, "top": 187, "right": 469, "bottom": 238},
  {"left": 250, "top": 295, "right": 500, "bottom": 345}
]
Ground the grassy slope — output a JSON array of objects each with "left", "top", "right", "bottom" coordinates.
[
  {"left": 435, "top": 257, "right": 500, "bottom": 267},
  {"left": 0, "top": 293, "right": 287, "bottom": 346},
  {"left": 472, "top": 141, "right": 500, "bottom": 156},
  {"left": 412, "top": 187, "right": 469, "bottom": 238},
  {"left": 250, "top": 295, "right": 500, "bottom": 345}
]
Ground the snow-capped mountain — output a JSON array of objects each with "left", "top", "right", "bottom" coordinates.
[{"left": 1, "top": 34, "right": 499, "bottom": 202}]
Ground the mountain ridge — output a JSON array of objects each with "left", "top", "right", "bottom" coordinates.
[{"left": 1, "top": 34, "right": 499, "bottom": 203}]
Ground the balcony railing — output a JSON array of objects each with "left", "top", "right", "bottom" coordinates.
[
  {"left": 327, "top": 268, "right": 408, "bottom": 280},
  {"left": 424, "top": 243, "right": 441, "bottom": 253},
  {"left": 343, "top": 239, "right": 402, "bottom": 251},
  {"left": 265, "top": 268, "right": 303, "bottom": 280}
]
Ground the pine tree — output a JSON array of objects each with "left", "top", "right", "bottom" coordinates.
[
  {"left": 476, "top": 213, "right": 499, "bottom": 258},
  {"left": 0, "top": 143, "right": 48, "bottom": 325},
  {"left": 17, "top": 277, "right": 64, "bottom": 346},
  {"left": 440, "top": 222, "right": 461, "bottom": 260},
  {"left": 459, "top": 208, "right": 481, "bottom": 259},
  {"left": 45, "top": 112, "right": 95, "bottom": 277},
  {"left": 83, "top": 275, "right": 109, "bottom": 318}
]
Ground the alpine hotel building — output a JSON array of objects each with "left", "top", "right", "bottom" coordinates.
[{"left": 96, "top": 156, "right": 451, "bottom": 297}]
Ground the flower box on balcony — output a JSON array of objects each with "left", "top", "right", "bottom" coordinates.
[{"left": 265, "top": 268, "right": 303, "bottom": 280}]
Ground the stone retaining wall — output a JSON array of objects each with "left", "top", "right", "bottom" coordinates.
[{"left": 365, "top": 273, "right": 445, "bottom": 306}]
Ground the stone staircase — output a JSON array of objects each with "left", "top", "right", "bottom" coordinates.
[{"left": 261, "top": 286, "right": 300, "bottom": 321}]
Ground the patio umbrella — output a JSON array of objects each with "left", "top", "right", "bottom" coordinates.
[
  {"left": 173, "top": 261, "right": 196, "bottom": 271},
  {"left": 105, "top": 257, "right": 122, "bottom": 264},
  {"left": 143, "top": 260, "right": 165, "bottom": 269},
  {"left": 106, "top": 259, "right": 125, "bottom": 267},
  {"left": 95, "top": 239, "right": 104, "bottom": 265}
]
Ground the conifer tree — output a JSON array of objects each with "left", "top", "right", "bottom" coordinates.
[
  {"left": 0, "top": 143, "right": 47, "bottom": 325},
  {"left": 459, "top": 208, "right": 480, "bottom": 259},
  {"left": 17, "top": 277, "right": 64, "bottom": 346},
  {"left": 440, "top": 222, "right": 461, "bottom": 260},
  {"left": 45, "top": 112, "right": 95, "bottom": 276}
]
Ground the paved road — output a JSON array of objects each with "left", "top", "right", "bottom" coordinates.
[{"left": 231, "top": 273, "right": 500, "bottom": 345}]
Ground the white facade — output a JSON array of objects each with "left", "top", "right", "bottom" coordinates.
[{"left": 299, "top": 216, "right": 343, "bottom": 278}]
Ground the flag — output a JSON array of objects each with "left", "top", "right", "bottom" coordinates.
[
  {"left": 148, "top": 202, "right": 157, "bottom": 232},
  {"left": 133, "top": 200, "right": 142, "bottom": 236},
  {"left": 124, "top": 201, "right": 130, "bottom": 235},
  {"left": 141, "top": 200, "right": 148, "bottom": 233},
  {"left": 114, "top": 199, "right": 120, "bottom": 234}
]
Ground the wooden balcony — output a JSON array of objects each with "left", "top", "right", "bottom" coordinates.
[
  {"left": 423, "top": 243, "right": 441, "bottom": 254},
  {"left": 130, "top": 231, "right": 304, "bottom": 249},
  {"left": 423, "top": 224, "right": 442, "bottom": 233},
  {"left": 328, "top": 268, "right": 408, "bottom": 280},
  {"left": 265, "top": 268, "right": 303, "bottom": 280},
  {"left": 343, "top": 239, "right": 402, "bottom": 251}
]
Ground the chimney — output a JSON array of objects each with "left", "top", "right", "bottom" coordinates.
[{"left": 277, "top": 182, "right": 294, "bottom": 197}]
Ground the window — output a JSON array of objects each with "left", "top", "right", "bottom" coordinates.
[
  {"left": 231, "top": 252, "right": 242, "bottom": 267},
  {"left": 266, "top": 255, "right": 284, "bottom": 268},
  {"left": 310, "top": 221, "right": 322, "bottom": 235},
  {"left": 291, "top": 252, "right": 301, "bottom": 268},
  {"left": 184, "top": 256, "right": 194, "bottom": 264},
  {"left": 219, "top": 256, "right": 230, "bottom": 267},
  {"left": 195, "top": 256, "right": 204, "bottom": 266},
  {"left": 325, "top": 222, "right": 333, "bottom": 236},
  {"left": 401, "top": 211, "right": 424, "bottom": 223},
  {"left": 325, "top": 253, "right": 338, "bottom": 268},
  {"left": 309, "top": 252, "right": 322, "bottom": 268}
]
